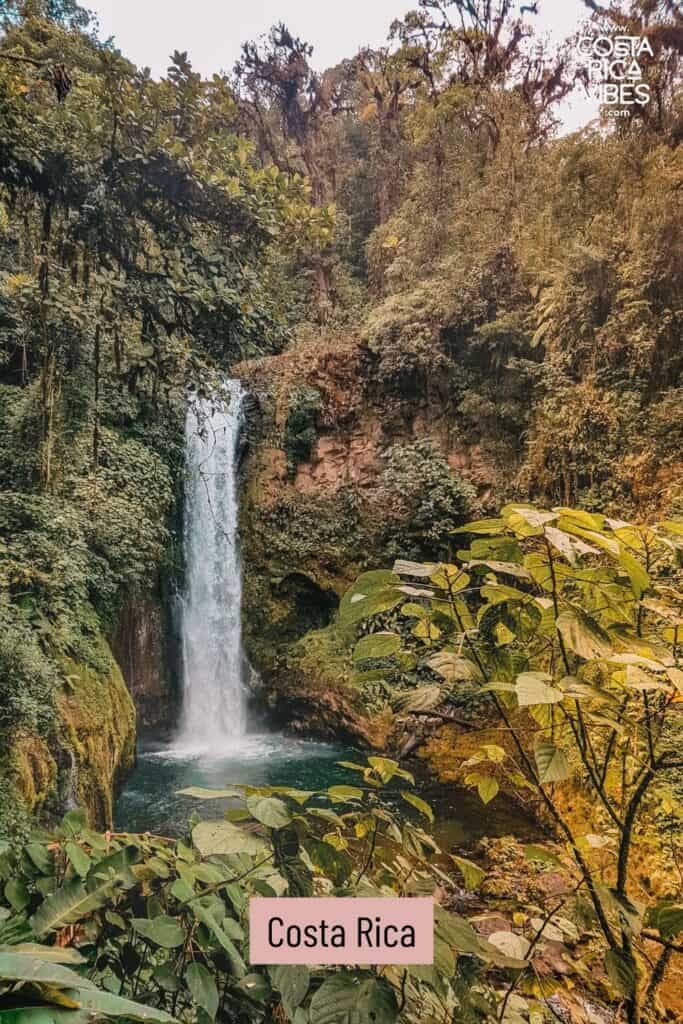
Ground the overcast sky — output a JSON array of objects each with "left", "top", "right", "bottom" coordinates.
[{"left": 87, "top": 0, "right": 599, "bottom": 133}]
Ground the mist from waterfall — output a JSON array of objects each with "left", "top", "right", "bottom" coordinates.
[{"left": 177, "top": 380, "right": 246, "bottom": 754}]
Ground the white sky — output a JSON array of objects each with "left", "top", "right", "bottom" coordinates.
[{"left": 87, "top": 0, "right": 600, "bottom": 133}]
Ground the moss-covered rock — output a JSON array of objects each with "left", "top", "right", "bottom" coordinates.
[
  {"left": 55, "top": 644, "right": 136, "bottom": 829},
  {"left": 0, "top": 638, "right": 136, "bottom": 836},
  {"left": 264, "top": 625, "right": 392, "bottom": 749}
]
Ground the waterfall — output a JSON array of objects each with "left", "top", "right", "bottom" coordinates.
[{"left": 178, "top": 380, "right": 246, "bottom": 753}]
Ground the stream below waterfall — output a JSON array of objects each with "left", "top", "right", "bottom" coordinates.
[{"left": 116, "top": 380, "right": 539, "bottom": 850}]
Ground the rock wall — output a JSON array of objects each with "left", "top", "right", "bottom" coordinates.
[
  {"left": 112, "top": 589, "right": 178, "bottom": 733},
  {"left": 236, "top": 332, "right": 502, "bottom": 739}
]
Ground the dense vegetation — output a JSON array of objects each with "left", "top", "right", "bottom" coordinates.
[{"left": 0, "top": 0, "right": 682, "bottom": 1023}]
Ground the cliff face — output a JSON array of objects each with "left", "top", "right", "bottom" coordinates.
[
  {"left": 237, "top": 333, "right": 502, "bottom": 740},
  {"left": 112, "top": 590, "right": 179, "bottom": 734}
]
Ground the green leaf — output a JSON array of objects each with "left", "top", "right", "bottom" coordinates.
[
  {"left": 353, "top": 633, "right": 401, "bottom": 662},
  {"left": 4, "top": 880, "right": 29, "bottom": 912},
  {"left": 176, "top": 787, "right": 244, "bottom": 800},
  {"left": 63, "top": 988, "right": 178, "bottom": 1022},
  {"left": 426, "top": 651, "right": 478, "bottom": 682},
  {"left": 0, "top": 953, "right": 93, "bottom": 991},
  {"left": 523, "top": 845, "right": 563, "bottom": 867},
  {"left": 434, "top": 907, "right": 483, "bottom": 956},
  {"left": 192, "top": 821, "right": 266, "bottom": 858},
  {"left": 534, "top": 739, "right": 570, "bottom": 783},
  {"left": 467, "top": 559, "right": 532, "bottom": 579},
  {"left": 367, "top": 756, "right": 398, "bottom": 783},
  {"left": 0, "top": 945, "right": 84, "bottom": 965},
  {"left": 452, "top": 518, "right": 505, "bottom": 535},
  {"left": 153, "top": 963, "right": 181, "bottom": 992},
  {"left": 25, "top": 845, "right": 52, "bottom": 876},
  {"left": 556, "top": 609, "right": 612, "bottom": 660},
  {"left": 604, "top": 950, "right": 635, "bottom": 997},
  {"left": 237, "top": 972, "right": 271, "bottom": 1002},
  {"left": 655, "top": 904, "right": 683, "bottom": 939},
  {"left": 515, "top": 672, "right": 564, "bottom": 706},
  {"left": 270, "top": 965, "right": 310, "bottom": 1016},
  {"left": 392, "top": 685, "right": 442, "bottom": 713},
  {"left": 185, "top": 962, "right": 219, "bottom": 1019},
  {"left": 339, "top": 571, "right": 402, "bottom": 627},
  {"left": 192, "top": 905, "right": 246, "bottom": 977},
  {"left": 65, "top": 843, "right": 91, "bottom": 879},
  {"left": 131, "top": 916, "right": 185, "bottom": 949},
  {"left": 309, "top": 973, "right": 398, "bottom": 1024},
  {"left": 326, "top": 785, "right": 363, "bottom": 803},
  {"left": 619, "top": 549, "right": 650, "bottom": 599},
  {"left": 246, "top": 795, "right": 291, "bottom": 829},
  {"left": 478, "top": 776, "right": 499, "bottom": 804},
  {"left": 0, "top": 1010, "right": 92, "bottom": 1024},
  {"left": 400, "top": 791, "right": 434, "bottom": 823},
  {"left": 451, "top": 855, "right": 485, "bottom": 890},
  {"left": 31, "top": 876, "right": 117, "bottom": 936}
]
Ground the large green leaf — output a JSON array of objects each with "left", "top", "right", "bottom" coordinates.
[
  {"left": 426, "top": 651, "right": 478, "bottom": 682},
  {"left": 0, "top": 945, "right": 84, "bottom": 966},
  {"left": 131, "top": 916, "right": 185, "bottom": 949},
  {"left": 392, "top": 685, "right": 442, "bottom": 713},
  {"left": 31, "top": 876, "right": 118, "bottom": 937},
  {"left": 434, "top": 907, "right": 483, "bottom": 956},
  {"left": 619, "top": 549, "right": 650, "bottom": 599},
  {"left": 309, "top": 973, "right": 397, "bottom": 1024},
  {"left": 64, "top": 844, "right": 90, "bottom": 880},
  {"left": 534, "top": 739, "right": 570, "bottom": 784},
  {"left": 185, "top": 962, "right": 219, "bottom": 1019},
  {"left": 604, "top": 950, "right": 635, "bottom": 997},
  {"left": 270, "top": 965, "right": 310, "bottom": 1017},
  {"left": 452, "top": 519, "right": 505, "bottom": 535},
  {"left": 0, "top": 953, "right": 93, "bottom": 991},
  {"left": 245, "top": 796, "right": 292, "bottom": 829},
  {"left": 451, "top": 855, "right": 485, "bottom": 891},
  {"left": 63, "top": 988, "right": 178, "bottom": 1022},
  {"left": 353, "top": 632, "right": 401, "bottom": 662},
  {"left": 326, "top": 785, "right": 363, "bottom": 803},
  {"left": 4, "top": 880, "right": 29, "bottom": 912},
  {"left": 400, "top": 791, "right": 434, "bottom": 823},
  {"left": 0, "top": 1010, "right": 92, "bottom": 1024},
  {"left": 655, "top": 903, "right": 683, "bottom": 939},
  {"left": 515, "top": 672, "right": 564, "bottom": 706},
  {"left": 367, "top": 756, "right": 399, "bottom": 783},
  {"left": 236, "top": 973, "right": 271, "bottom": 1002},
  {"left": 192, "top": 821, "right": 266, "bottom": 858},
  {"left": 192, "top": 904, "right": 246, "bottom": 977},
  {"left": 556, "top": 608, "right": 613, "bottom": 660},
  {"left": 339, "top": 571, "right": 402, "bottom": 627}
]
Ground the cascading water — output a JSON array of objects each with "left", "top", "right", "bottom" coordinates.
[{"left": 177, "top": 380, "right": 246, "bottom": 753}]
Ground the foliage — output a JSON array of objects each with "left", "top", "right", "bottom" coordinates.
[
  {"left": 343, "top": 503, "right": 683, "bottom": 1021},
  {"left": 0, "top": 759, "right": 542, "bottom": 1024},
  {"left": 377, "top": 441, "right": 475, "bottom": 560},
  {"left": 284, "top": 387, "right": 321, "bottom": 476}
]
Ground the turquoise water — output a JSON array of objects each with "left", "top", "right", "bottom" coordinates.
[{"left": 114, "top": 733, "right": 538, "bottom": 849}]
